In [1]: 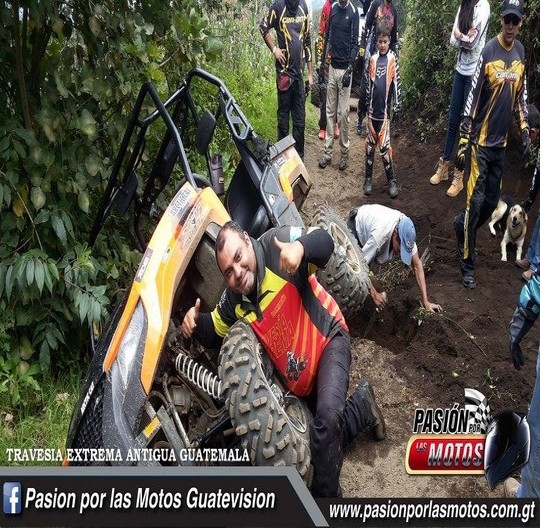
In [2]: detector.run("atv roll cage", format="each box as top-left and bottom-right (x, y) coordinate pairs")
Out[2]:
(90, 68), (310, 252)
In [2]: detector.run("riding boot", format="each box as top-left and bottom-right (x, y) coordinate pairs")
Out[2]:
(385, 162), (398, 199)
(342, 379), (386, 446)
(364, 156), (373, 196)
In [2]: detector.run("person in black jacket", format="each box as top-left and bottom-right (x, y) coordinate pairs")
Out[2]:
(318, 0), (359, 172)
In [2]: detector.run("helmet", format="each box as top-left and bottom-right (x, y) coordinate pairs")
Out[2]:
(484, 410), (530, 490)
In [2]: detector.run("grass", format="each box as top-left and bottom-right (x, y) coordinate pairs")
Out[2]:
(0, 369), (83, 465)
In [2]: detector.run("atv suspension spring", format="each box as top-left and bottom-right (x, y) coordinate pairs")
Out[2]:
(175, 351), (223, 401)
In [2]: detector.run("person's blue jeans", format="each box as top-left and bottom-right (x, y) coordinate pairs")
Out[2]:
(443, 71), (472, 160)
(526, 213), (540, 271)
(517, 345), (540, 498)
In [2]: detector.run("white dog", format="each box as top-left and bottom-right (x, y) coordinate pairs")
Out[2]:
(488, 198), (528, 262)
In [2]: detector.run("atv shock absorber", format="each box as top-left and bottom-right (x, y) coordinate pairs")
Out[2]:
(174, 351), (223, 401)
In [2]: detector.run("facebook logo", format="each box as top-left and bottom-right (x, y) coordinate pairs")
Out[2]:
(3, 482), (22, 515)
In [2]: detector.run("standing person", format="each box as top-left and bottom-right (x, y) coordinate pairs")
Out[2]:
(316, 0), (340, 141)
(516, 104), (540, 281)
(260, 0), (313, 160)
(429, 0), (490, 198)
(356, 0), (398, 136)
(503, 275), (540, 498)
(318, 0), (359, 172)
(362, 22), (401, 198)
(348, 204), (442, 312)
(181, 222), (386, 498)
(454, 0), (529, 290)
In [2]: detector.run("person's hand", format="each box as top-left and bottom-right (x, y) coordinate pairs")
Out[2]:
(521, 198), (533, 213)
(181, 298), (201, 339)
(455, 137), (469, 170)
(273, 46), (286, 68)
(372, 290), (388, 309)
(274, 237), (304, 275)
(509, 339), (525, 370)
(392, 108), (401, 124)
(424, 301), (442, 313)
(522, 129), (532, 158)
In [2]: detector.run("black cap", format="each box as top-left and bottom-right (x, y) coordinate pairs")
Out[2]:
(501, 0), (524, 18)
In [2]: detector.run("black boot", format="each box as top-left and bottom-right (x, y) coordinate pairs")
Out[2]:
(364, 156), (373, 196)
(342, 379), (386, 447)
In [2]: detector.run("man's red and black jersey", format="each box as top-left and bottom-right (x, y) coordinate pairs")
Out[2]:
(210, 226), (347, 397)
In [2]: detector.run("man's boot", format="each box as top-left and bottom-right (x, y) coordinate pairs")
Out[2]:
(430, 157), (449, 185)
(364, 156), (373, 196)
(385, 163), (398, 199)
(446, 167), (464, 197)
(342, 379), (386, 447)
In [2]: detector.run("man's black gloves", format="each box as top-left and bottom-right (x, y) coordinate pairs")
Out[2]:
(522, 129), (532, 158)
(508, 306), (537, 370)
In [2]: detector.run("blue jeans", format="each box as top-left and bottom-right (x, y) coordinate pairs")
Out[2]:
(526, 213), (540, 271)
(443, 71), (472, 160)
(517, 346), (540, 498)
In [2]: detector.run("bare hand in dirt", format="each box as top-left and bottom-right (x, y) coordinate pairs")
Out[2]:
(372, 290), (388, 310)
(424, 301), (442, 313)
(274, 237), (303, 275)
(181, 297), (200, 338)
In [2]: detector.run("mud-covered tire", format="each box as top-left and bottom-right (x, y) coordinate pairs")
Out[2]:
(218, 320), (313, 485)
(312, 206), (370, 319)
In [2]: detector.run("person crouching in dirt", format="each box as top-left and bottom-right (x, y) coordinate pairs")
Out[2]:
(348, 204), (442, 312)
(504, 273), (540, 498)
(181, 221), (386, 498)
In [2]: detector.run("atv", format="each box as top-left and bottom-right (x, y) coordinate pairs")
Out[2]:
(65, 68), (369, 485)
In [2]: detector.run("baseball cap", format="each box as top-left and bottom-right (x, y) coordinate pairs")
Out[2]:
(398, 215), (416, 266)
(501, 0), (524, 18)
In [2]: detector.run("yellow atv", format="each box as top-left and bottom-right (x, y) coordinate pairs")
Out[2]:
(65, 69), (369, 486)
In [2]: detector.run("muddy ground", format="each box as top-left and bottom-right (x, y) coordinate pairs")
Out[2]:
(300, 100), (537, 498)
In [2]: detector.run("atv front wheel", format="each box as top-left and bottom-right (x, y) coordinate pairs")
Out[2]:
(218, 320), (312, 485)
(312, 206), (370, 319)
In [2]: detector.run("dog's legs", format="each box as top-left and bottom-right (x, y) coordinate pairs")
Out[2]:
(516, 240), (524, 262)
(501, 236), (508, 261)
(489, 220), (497, 236)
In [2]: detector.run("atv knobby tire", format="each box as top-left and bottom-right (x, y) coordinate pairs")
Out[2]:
(312, 206), (370, 319)
(218, 320), (312, 485)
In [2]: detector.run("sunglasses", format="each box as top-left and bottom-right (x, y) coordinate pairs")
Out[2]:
(503, 14), (521, 25)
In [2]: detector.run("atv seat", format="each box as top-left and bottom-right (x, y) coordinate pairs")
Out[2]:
(226, 162), (270, 239)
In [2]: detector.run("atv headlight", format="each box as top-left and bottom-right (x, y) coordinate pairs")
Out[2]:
(116, 301), (146, 390)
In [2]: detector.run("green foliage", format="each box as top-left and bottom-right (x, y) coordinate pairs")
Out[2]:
(0, 0), (222, 402)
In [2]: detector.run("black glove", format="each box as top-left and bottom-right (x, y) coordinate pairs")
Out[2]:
(455, 137), (469, 171)
(521, 198), (533, 213)
(342, 66), (352, 88)
(508, 307), (537, 370)
(522, 130), (532, 158)
(317, 66), (324, 85)
(392, 109), (401, 124)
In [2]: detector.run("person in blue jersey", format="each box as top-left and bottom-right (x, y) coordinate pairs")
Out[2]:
(504, 271), (540, 498)
(453, 0), (530, 290)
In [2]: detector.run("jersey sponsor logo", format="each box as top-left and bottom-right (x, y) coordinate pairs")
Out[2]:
(376, 65), (387, 78)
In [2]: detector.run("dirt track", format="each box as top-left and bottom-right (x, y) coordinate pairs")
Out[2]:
(300, 98), (536, 498)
